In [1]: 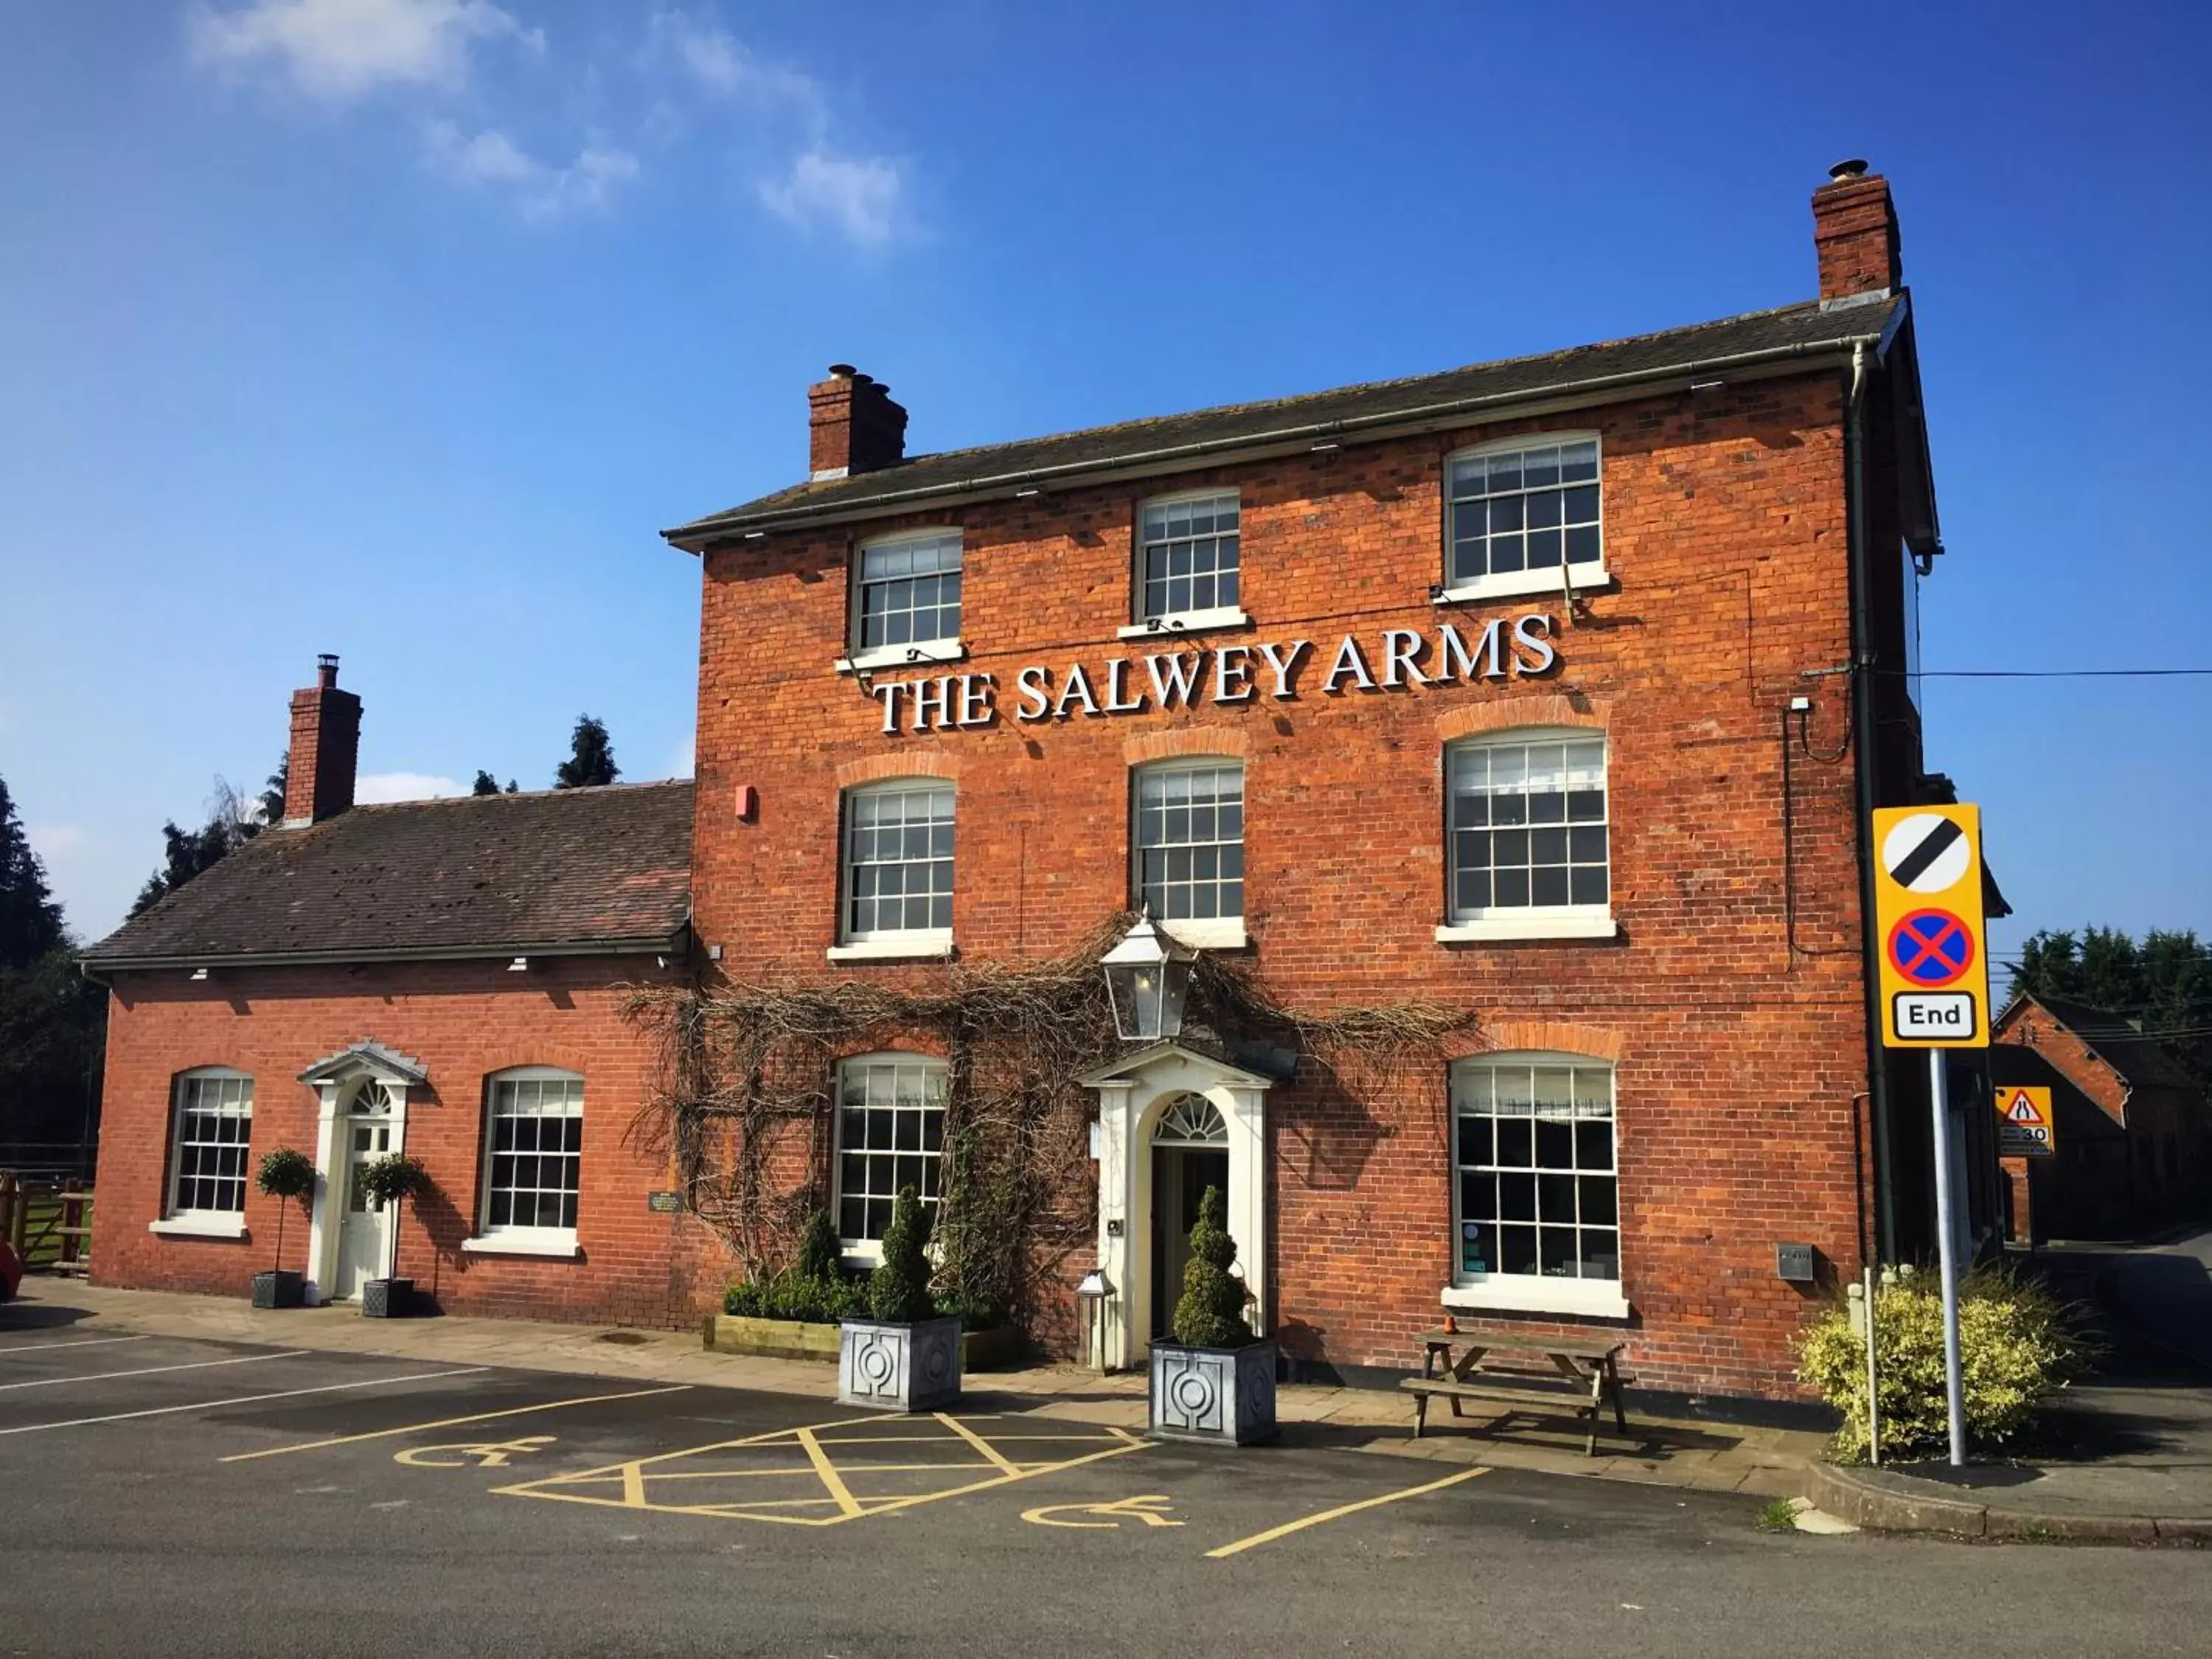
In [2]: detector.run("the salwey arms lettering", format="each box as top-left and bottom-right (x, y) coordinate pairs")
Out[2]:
(866, 614), (1558, 735)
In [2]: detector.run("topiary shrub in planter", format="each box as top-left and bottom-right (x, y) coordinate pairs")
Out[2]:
(1795, 1262), (2093, 1464)
(838, 1186), (962, 1411)
(1149, 1186), (1276, 1446)
(355, 1153), (431, 1319)
(250, 1147), (316, 1310)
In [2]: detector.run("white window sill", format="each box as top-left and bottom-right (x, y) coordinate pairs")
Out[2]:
(149, 1215), (248, 1239)
(1161, 917), (1248, 950)
(828, 933), (955, 963)
(1433, 566), (1609, 606)
(836, 640), (965, 675)
(1443, 1279), (1630, 1320)
(1117, 606), (1251, 640)
(1436, 914), (1618, 943)
(841, 1242), (885, 1267)
(462, 1232), (582, 1259)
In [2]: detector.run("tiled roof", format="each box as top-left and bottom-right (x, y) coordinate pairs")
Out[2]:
(2008, 992), (2200, 1093)
(667, 296), (1902, 541)
(85, 781), (693, 967)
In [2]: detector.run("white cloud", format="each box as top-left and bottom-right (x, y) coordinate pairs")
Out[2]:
(667, 732), (696, 780)
(645, 9), (824, 117)
(424, 121), (640, 216)
(189, 0), (538, 100)
(355, 771), (465, 803)
(759, 148), (902, 247)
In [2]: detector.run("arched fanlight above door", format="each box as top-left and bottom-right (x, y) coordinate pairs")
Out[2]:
(1151, 1093), (1228, 1148)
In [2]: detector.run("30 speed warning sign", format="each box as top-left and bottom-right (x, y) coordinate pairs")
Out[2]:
(1995, 1086), (2056, 1158)
(1872, 804), (1990, 1048)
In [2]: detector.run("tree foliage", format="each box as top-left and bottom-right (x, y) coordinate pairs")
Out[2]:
(0, 774), (105, 1150)
(2011, 925), (2212, 1079)
(554, 716), (619, 790)
(1171, 1186), (1254, 1349)
(131, 767), (285, 917)
(471, 770), (501, 797)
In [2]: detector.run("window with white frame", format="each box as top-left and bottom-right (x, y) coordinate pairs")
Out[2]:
(854, 529), (962, 654)
(835, 1054), (947, 1245)
(168, 1070), (254, 1216)
(482, 1069), (584, 1234)
(842, 781), (956, 941)
(1138, 491), (1240, 623)
(1134, 761), (1245, 925)
(1453, 1055), (1618, 1287)
(1447, 731), (1609, 919)
(1446, 437), (1601, 588)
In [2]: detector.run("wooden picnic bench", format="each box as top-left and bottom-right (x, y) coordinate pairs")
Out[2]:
(1399, 1326), (1630, 1456)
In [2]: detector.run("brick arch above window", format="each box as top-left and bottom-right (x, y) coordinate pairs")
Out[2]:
(1124, 727), (1249, 765)
(475, 1047), (596, 1080)
(835, 751), (963, 789)
(1448, 1020), (1627, 1063)
(1436, 694), (1607, 745)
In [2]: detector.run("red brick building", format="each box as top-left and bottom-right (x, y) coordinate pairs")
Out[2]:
(1993, 992), (2212, 1243)
(85, 662), (706, 1325)
(89, 161), (1988, 1401)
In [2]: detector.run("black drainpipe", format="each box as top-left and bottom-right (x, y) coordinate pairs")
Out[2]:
(1845, 341), (1897, 1263)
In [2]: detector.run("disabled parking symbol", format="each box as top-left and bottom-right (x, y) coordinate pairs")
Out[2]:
(394, 1434), (557, 1469)
(1886, 908), (1975, 988)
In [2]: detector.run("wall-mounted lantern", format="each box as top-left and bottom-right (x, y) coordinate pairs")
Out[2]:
(1101, 908), (1195, 1043)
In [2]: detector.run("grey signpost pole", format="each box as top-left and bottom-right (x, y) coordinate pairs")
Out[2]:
(1929, 1046), (1967, 1466)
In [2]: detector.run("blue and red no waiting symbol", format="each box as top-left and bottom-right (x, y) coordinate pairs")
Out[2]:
(1888, 908), (1975, 987)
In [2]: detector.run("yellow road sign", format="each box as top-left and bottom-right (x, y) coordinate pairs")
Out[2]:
(1871, 804), (1989, 1048)
(1994, 1086), (2056, 1158)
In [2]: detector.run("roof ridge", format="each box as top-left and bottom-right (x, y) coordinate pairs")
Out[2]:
(338, 777), (695, 813)
(879, 299), (1828, 473)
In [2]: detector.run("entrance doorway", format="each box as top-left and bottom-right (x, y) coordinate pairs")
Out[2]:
(333, 1114), (394, 1300)
(1150, 1094), (1230, 1340)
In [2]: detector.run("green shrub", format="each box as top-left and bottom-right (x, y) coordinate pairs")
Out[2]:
(796, 1208), (843, 1285)
(254, 1147), (316, 1273)
(722, 1267), (866, 1324)
(933, 1290), (1004, 1332)
(353, 1153), (430, 1281)
(1795, 1263), (2092, 1462)
(868, 1186), (936, 1324)
(1171, 1186), (1253, 1349)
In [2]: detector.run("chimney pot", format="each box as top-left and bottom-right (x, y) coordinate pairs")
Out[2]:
(1828, 158), (1869, 183)
(807, 363), (908, 480)
(283, 654), (363, 827)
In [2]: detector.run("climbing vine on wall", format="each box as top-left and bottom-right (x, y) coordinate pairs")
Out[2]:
(624, 915), (1478, 1332)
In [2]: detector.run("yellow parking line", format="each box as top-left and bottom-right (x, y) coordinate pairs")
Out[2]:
(935, 1412), (1025, 1476)
(797, 1425), (866, 1517)
(218, 1384), (693, 1462)
(1204, 1467), (1490, 1559)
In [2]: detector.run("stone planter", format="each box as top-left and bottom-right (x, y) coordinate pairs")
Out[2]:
(1149, 1340), (1279, 1445)
(838, 1315), (964, 1411)
(250, 1269), (305, 1310)
(706, 1314), (1018, 1372)
(361, 1277), (414, 1319)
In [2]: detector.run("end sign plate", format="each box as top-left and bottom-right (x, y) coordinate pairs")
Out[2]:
(1873, 805), (1989, 1049)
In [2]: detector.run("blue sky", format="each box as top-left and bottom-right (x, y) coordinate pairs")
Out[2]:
(3, 1), (2208, 965)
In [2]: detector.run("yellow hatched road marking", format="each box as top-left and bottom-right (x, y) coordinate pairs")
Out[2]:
(220, 1384), (693, 1463)
(796, 1426), (866, 1517)
(1204, 1467), (1490, 1559)
(934, 1411), (1025, 1476)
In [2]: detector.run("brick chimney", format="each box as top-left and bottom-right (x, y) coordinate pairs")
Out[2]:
(283, 654), (361, 827)
(808, 364), (908, 481)
(1812, 159), (1902, 305)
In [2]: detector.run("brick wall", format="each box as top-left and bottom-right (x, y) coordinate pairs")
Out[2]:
(91, 955), (724, 1328)
(687, 369), (1882, 1399)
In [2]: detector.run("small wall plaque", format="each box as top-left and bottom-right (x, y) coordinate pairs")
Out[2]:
(647, 1190), (683, 1214)
(1775, 1242), (1817, 1282)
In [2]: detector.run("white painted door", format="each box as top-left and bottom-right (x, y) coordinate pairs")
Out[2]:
(334, 1119), (394, 1298)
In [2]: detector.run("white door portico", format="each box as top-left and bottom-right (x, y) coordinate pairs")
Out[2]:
(296, 1040), (428, 1307)
(1079, 1041), (1277, 1371)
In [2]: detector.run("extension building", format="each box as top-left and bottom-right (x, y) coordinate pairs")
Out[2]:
(87, 161), (1986, 1401)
